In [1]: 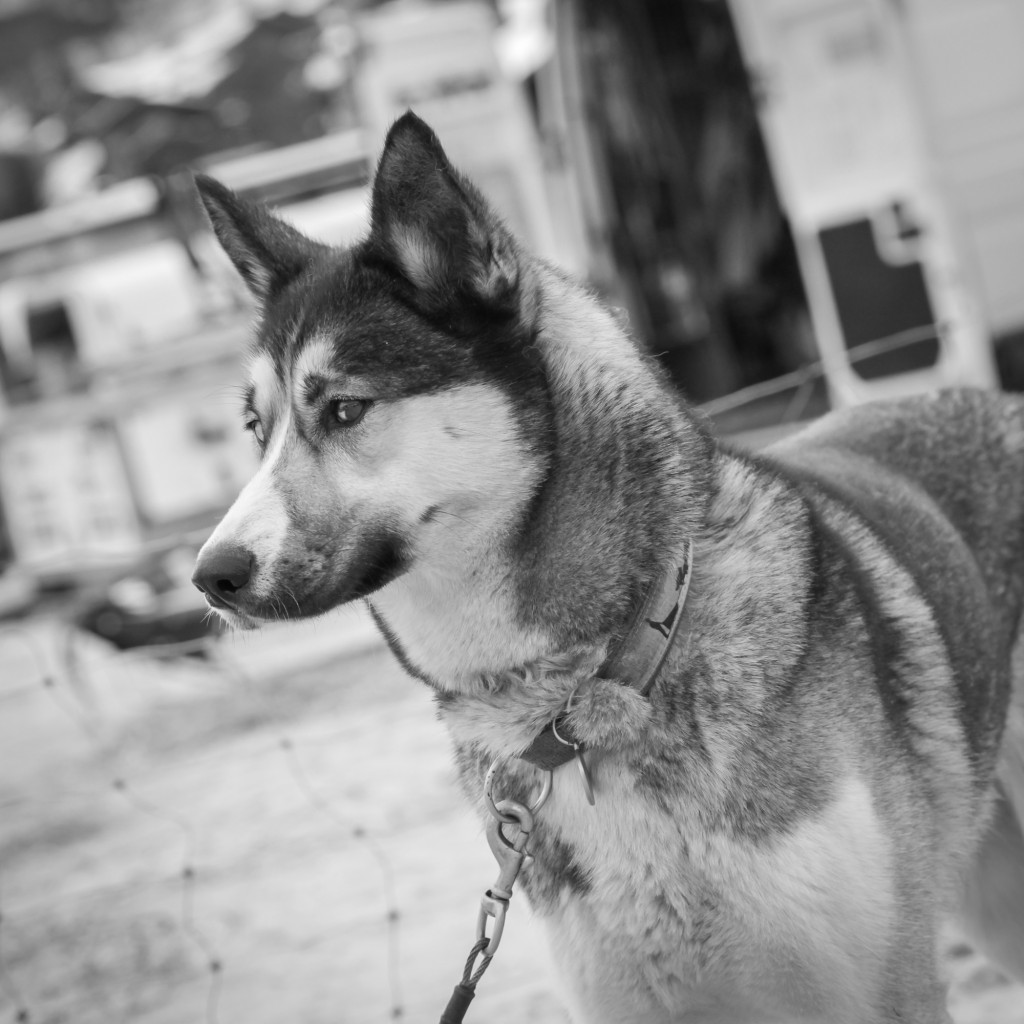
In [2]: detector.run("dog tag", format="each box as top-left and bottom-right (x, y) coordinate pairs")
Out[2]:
(551, 712), (597, 807)
(575, 749), (596, 806)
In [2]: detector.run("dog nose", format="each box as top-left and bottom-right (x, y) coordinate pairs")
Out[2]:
(192, 545), (253, 608)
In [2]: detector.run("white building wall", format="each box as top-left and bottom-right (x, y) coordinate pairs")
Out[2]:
(905, 0), (1024, 338)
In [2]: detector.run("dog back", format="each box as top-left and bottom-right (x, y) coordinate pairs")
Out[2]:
(762, 388), (1024, 776)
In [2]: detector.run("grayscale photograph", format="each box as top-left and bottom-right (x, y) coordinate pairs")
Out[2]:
(1, 1), (1023, 1022)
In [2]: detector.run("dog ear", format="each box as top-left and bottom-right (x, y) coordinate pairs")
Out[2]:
(193, 173), (326, 303)
(367, 111), (523, 315)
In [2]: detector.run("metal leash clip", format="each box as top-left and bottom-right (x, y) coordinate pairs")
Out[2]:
(436, 760), (551, 1023)
(438, 759), (554, 1023)
(477, 798), (533, 956)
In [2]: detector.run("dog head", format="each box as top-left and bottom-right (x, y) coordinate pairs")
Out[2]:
(192, 112), (552, 628)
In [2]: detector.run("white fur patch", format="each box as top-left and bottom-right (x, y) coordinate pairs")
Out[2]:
(197, 406), (292, 603)
(245, 350), (283, 414)
(545, 774), (894, 1023)
(367, 384), (550, 685)
(388, 223), (444, 293)
(291, 335), (337, 398)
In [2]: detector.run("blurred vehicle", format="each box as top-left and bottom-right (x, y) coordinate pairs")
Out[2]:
(74, 546), (217, 653)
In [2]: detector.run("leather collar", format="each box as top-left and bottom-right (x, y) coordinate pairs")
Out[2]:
(518, 539), (694, 771)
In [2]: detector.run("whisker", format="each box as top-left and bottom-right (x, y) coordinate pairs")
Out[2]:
(431, 508), (472, 526)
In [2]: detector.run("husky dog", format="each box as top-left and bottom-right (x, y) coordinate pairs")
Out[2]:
(192, 112), (1024, 1023)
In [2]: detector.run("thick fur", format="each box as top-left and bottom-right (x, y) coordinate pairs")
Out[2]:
(193, 112), (1024, 1022)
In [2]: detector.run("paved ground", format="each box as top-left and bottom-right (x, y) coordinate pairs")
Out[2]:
(0, 610), (569, 1024)
(1, 610), (1022, 1024)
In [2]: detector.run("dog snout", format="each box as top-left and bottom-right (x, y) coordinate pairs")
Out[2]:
(192, 544), (253, 609)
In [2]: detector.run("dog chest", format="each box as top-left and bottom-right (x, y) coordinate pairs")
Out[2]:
(531, 772), (895, 1022)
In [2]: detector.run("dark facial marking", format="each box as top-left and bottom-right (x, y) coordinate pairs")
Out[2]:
(302, 373), (329, 406)
(369, 603), (441, 688)
(347, 536), (406, 601)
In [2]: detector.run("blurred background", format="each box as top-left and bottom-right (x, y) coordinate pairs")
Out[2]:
(1, 1), (1023, 1021)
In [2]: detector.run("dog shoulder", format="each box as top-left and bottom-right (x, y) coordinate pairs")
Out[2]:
(760, 390), (1024, 782)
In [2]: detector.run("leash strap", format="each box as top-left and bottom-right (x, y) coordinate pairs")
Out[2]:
(439, 983), (476, 1024)
(518, 539), (694, 770)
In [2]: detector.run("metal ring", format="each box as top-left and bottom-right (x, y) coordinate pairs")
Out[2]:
(550, 714), (573, 749)
(484, 757), (553, 823)
(551, 684), (586, 748)
(564, 685), (583, 712)
(491, 798), (535, 841)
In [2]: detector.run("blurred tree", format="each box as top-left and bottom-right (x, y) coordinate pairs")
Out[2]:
(0, 151), (37, 219)
(204, 12), (331, 150)
(70, 96), (225, 180)
(0, 1), (115, 121)
(0, 1), (347, 197)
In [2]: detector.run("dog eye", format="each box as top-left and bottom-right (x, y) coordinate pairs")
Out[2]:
(245, 418), (266, 446)
(330, 399), (370, 427)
